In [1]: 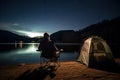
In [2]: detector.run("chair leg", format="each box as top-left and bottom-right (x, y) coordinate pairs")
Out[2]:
(58, 58), (60, 67)
(40, 57), (45, 67)
(53, 57), (60, 67)
(40, 56), (61, 68)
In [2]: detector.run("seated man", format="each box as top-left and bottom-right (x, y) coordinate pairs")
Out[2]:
(38, 32), (58, 60)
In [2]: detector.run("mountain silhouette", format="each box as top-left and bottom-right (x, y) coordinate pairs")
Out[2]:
(50, 17), (120, 57)
(78, 17), (120, 57)
(0, 30), (37, 43)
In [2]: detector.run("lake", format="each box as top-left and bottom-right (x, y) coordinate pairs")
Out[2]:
(0, 43), (79, 65)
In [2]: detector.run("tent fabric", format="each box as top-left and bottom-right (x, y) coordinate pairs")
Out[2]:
(77, 36), (113, 67)
(77, 38), (92, 66)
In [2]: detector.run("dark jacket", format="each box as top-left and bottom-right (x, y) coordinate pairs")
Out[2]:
(38, 39), (58, 58)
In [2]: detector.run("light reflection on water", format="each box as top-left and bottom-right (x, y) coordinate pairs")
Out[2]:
(0, 43), (78, 65)
(16, 43), (39, 54)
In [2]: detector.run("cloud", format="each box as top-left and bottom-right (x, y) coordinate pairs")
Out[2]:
(15, 30), (43, 37)
(0, 22), (20, 31)
(12, 23), (19, 26)
(0, 22), (45, 37)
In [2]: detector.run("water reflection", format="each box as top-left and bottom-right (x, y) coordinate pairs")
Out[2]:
(0, 43), (78, 65)
(15, 43), (39, 54)
(15, 41), (23, 48)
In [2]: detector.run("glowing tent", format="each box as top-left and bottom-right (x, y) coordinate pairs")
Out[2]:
(77, 36), (114, 67)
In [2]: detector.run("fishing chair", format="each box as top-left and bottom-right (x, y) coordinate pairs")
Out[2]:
(40, 50), (62, 67)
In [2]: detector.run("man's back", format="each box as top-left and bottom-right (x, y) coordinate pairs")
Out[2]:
(39, 39), (58, 58)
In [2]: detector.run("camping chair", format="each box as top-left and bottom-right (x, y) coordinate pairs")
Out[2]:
(40, 49), (63, 67)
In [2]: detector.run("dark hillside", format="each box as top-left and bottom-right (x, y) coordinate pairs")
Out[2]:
(78, 17), (120, 57)
(0, 30), (31, 43)
(50, 17), (120, 57)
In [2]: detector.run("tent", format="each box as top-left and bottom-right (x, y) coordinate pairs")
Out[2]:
(77, 36), (114, 67)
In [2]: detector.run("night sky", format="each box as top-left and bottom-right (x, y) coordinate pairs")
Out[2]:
(0, 0), (120, 37)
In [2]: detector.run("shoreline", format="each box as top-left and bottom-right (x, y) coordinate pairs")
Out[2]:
(0, 61), (120, 80)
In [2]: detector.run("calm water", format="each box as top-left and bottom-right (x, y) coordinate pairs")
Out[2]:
(0, 43), (79, 65)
